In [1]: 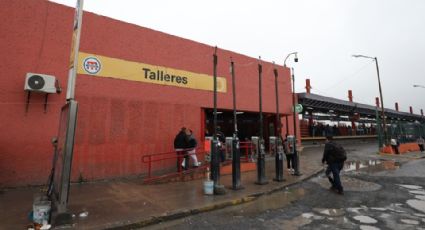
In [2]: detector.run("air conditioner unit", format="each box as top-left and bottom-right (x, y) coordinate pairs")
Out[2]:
(24, 73), (58, 94)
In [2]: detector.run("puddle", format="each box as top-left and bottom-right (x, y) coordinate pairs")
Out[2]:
(302, 212), (326, 221)
(407, 199), (425, 213)
(347, 207), (366, 214)
(353, 215), (378, 224)
(301, 213), (315, 218)
(344, 160), (399, 173)
(409, 190), (425, 195)
(268, 214), (312, 230)
(397, 184), (423, 190)
(414, 213), (425, 217)
(314, 175), (381, 192)
(416, 195), (425, 201)
(313, 208), (345, 217)
(220, 187), (306, 216)
(400, 219), (419, 225)
(360, 225), (380, 230)
(379, 213), (391, 219)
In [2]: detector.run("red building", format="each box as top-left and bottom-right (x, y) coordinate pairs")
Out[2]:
(0, 0), (298, 187)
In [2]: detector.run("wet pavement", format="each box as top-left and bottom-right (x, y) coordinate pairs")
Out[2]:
(0, 141), (327, 229)
(1, 141), (424, 229)
(143, 143), (425, 230)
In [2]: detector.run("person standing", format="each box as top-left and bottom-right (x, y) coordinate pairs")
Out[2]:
(174, 127), (189, 170)
(186, 129), (201, 167)
(390, 136), (400, 155)
(417, 136), (425, 152)
(216, 126), (226, 162)
(283, 134), (294, 174)
(322, 135), (347, 195)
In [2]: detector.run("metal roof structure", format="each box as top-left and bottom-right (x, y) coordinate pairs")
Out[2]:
(297, 93), (425, 122)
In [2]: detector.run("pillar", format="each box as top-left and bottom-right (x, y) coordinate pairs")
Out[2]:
(375, 97), (380, 108)
(348, 90), (353, 102)
(305, 79), (311, 94)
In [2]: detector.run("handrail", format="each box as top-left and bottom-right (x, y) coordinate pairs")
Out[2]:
(141, 141), (254, 183)
(141, 148), (206, 182)
(239, 141), (253, 162)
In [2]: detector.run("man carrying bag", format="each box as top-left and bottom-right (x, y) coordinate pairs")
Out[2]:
(322, 135), (347, 195)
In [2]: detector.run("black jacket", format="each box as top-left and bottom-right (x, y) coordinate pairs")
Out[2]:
(188, 135), (197, 149)
(322, 141), (345, 164)
(174, 131), (188, 149)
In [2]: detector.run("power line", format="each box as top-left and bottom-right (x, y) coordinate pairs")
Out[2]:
(323, 59), (374, 91)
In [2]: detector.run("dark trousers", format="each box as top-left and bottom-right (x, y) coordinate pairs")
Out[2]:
(326, 162), (344, 192)
(392, 145), (400, 154)
(286, 154), (293, 169)
(419, 144), (424, 152)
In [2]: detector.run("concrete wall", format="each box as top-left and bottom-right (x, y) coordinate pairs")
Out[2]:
(0, 0), (296, 187)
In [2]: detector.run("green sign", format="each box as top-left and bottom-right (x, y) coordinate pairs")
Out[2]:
(294, 104), (303, 113)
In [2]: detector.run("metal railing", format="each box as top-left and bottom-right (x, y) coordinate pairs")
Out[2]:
(141, 148), (207, 183)
(141, 141), (255, 183)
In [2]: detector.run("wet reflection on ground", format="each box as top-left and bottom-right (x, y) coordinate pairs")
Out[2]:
(397, 184), (425, 214)
(344, 160), (400, 173)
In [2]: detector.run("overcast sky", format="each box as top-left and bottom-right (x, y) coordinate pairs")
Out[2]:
(51, 0), (425, 114)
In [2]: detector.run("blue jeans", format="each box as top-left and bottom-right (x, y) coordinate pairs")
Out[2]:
(326, 162), (344, 192)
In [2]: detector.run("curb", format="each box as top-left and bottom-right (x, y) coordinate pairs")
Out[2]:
(106, 168), (324, 230)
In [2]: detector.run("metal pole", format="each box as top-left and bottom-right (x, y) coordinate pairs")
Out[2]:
(273, 65), (284, 182)
(66, 0), (84, 100)
(291, 68), (301, 176)
(375, 107), (383, 148)
(230, 58), (242, 190)
(54, 1), (83, 224)
(374, 57), (388, 145)
(211, 47), (220, 188)
(256, 58), (268, 185)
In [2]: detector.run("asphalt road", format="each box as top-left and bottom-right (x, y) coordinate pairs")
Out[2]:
(144, 142), (425, 230)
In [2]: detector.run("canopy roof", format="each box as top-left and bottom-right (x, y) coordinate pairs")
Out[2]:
(298, 93), (424, 122)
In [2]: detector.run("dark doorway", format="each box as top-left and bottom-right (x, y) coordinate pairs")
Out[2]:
(204, 109), (277, 149)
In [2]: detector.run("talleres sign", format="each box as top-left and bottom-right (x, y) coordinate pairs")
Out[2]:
(77, 52), (227, 93)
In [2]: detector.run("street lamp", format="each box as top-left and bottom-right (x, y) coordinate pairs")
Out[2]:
(273, 62), (284, 182)
(284, 52), (300, 176)
(352, 54), (388, 146)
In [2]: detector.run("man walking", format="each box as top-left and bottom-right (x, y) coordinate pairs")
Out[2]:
(322, 135), (347, 195)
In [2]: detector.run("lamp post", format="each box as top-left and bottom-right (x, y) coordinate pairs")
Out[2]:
(256, 57), (268, 185)
(230, 58), (243, 190)
(211, 47), (225, 195)
(284, 52), (300, 176)
(273, 63), (284, 182)
(352, 55), (388, 146)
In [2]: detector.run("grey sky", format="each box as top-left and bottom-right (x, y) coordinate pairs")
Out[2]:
(51, 0), (425, 114)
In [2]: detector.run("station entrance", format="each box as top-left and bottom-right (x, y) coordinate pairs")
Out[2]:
(204, 109), (284, 149)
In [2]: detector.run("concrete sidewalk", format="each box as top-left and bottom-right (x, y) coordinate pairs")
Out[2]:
(0, 149), (324, 229)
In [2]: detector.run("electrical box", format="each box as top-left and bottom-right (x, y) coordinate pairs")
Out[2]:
(269, 136), (277, 155)
(25, 73), (58, 94)
(225, 137), (233, 159)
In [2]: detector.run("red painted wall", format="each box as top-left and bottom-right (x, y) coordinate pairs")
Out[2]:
(0, 0), (296, 187)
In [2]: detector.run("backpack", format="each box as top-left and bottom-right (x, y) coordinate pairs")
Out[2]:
(332, 142), (347, 162)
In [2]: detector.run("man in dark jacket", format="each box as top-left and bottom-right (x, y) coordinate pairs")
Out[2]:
(322, 135), (346, 195)
(174, 127), (189, 170)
